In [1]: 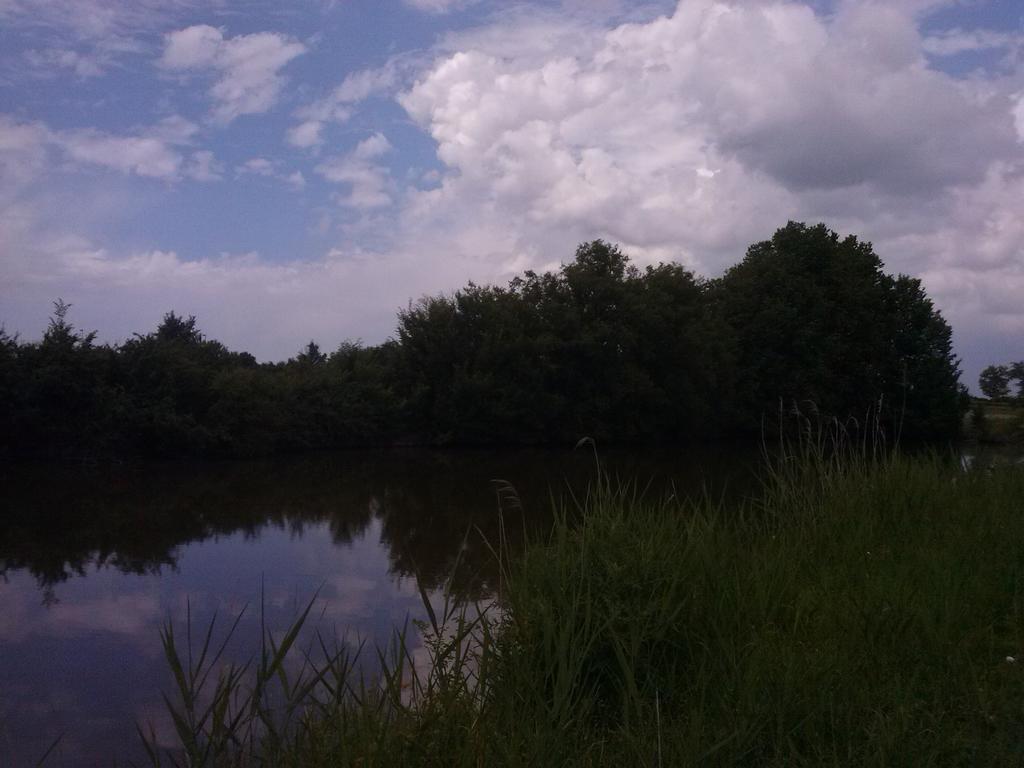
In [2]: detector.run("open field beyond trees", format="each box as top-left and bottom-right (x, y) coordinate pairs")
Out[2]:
(966, 399), (1024, 444)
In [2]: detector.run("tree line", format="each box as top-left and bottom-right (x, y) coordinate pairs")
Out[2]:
(979, 363), (1024, 401)
(0, 222), (967, 458)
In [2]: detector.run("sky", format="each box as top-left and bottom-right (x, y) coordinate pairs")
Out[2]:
(1, 0), (1022, 386)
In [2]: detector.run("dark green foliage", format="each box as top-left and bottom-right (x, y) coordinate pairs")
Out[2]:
(0, 223), (968, 458)
(1014, 362), (1024, 398)
(147, 449), (1024, 766)
(711, 222), (964, 438)
(398, 242), (731, 444)
(116, 312), (248, 455)
(980, 362), (1024, 401)
(6, 300), (122, 456)
(0, 326), (20, 450)
(980, 364), (1012, 400)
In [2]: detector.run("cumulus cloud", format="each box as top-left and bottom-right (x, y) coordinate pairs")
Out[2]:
(238, 157), (276, 176)
(184, 149), (222, 181)
(0, 239), (478, 362)
(404, 0), (479, 13)
(0, 0), (201, 41)
(316, 133), (394, 210)
(922, 28), (1023, 57)
(0, 112), (219, 183)
(1, 0), (201, 78)
(1014, 94), (1024, 142)
(160, 24), (224, 69)
(60, 132), (183, 179)
(236, 156), (305, 188)
(289, 62), (404, 151)
(56, 116), (207, 180)
(388, 0), (1024, 380)
(286, 120), (323, 149)
(0, 116), (50, 190)
(160, 25), (306, 124)
(4, 0), (1024, 387)
(24, 47), (105, 78)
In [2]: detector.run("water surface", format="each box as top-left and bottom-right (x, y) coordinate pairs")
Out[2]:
(0, 446), (754, 766)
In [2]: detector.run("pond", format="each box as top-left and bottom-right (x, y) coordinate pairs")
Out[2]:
(0, 445), (759, 767)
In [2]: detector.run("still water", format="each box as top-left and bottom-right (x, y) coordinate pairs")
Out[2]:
(0, 446), (760, 767)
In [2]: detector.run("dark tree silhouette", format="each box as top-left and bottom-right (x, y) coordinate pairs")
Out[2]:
(980, 365), (1012, 400)
(0, 223), (967, 458)
(711, 222), (964, 438)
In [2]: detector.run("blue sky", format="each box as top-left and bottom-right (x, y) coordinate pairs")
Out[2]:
(1, 0), (1022, 386)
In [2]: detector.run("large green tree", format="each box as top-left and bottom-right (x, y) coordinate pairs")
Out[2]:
(979, 362), (1024, 401)
(396, 241), (721, 444)
(979, 365), (1011, 400)
(712, 222), (964, 438)
(14, 300), (121, 455)
(2, 224), (967, 457)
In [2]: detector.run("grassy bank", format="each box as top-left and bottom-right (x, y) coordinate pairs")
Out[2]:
(148, 444), (1024, 766)
(965, 398), (1024, 444)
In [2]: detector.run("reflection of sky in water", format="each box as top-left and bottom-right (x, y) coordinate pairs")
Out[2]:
(0, 518), (432, 767)
(0, 445), (781, 766)
(2, 445), (1019, 764)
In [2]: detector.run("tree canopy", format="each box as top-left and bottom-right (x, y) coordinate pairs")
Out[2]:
(711, 223), (964, 438)
(0, 223), (968, 458)
(979, 362), (1024, 401)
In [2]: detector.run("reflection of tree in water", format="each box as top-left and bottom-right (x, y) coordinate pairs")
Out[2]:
(0, 456), (378, 596)
(0, 446), (751, 602)
(376, 483), (501, 599)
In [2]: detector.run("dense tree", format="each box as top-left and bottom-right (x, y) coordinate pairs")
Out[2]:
(980, 365), (1012, 400)
(711, 222), (964, 438)
(0, 327), (21, 452)
(12, 301), (121, 455)
(295, 340), (327, 367)
(1012, 363), (1024, 399)
(979, 362), (1024, 401)
(0, 223), (968, 458)
(395, 241), (724, 443)
(116, 312), (254, 455)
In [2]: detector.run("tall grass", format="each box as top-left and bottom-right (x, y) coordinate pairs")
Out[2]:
(145, 434), (1024, 766)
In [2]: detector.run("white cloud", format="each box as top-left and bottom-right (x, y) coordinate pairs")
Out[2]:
(317, 133), (394, 210)
(236, 156), (306, 189)
(403, 0), (479, 13)
(1014, 93), (1024, 142)
(238, 157), (276, 176)
(0, 116), (50, 189)
(289, 62), (404, 151)
(330, 64), (402, 104)
(922, 28), (1022, 57)
(387, 0), (1024, 382)
(60, 132), (183, 178)
(160, 25), (306, 124)
(0, 113), (218, 183)
(1, 240), (476, 363)
(394, 1), (1020, 246)
(1, 0), (201, 78)
(351, 133), (391, 160)
(185, 150), (222, 181)
(160, 24), (223, 69)
(0, 0), (202, 42)
(55, 117), (207, 180)
(145, 114), (201, 144)
(287, 120), (323, 149)
(3, 0), (1024, 387)
(24, 47), (105, 78)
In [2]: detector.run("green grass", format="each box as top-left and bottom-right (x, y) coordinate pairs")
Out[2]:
(965, 398), (1024, 444)
(145, 438), (1024, 766)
